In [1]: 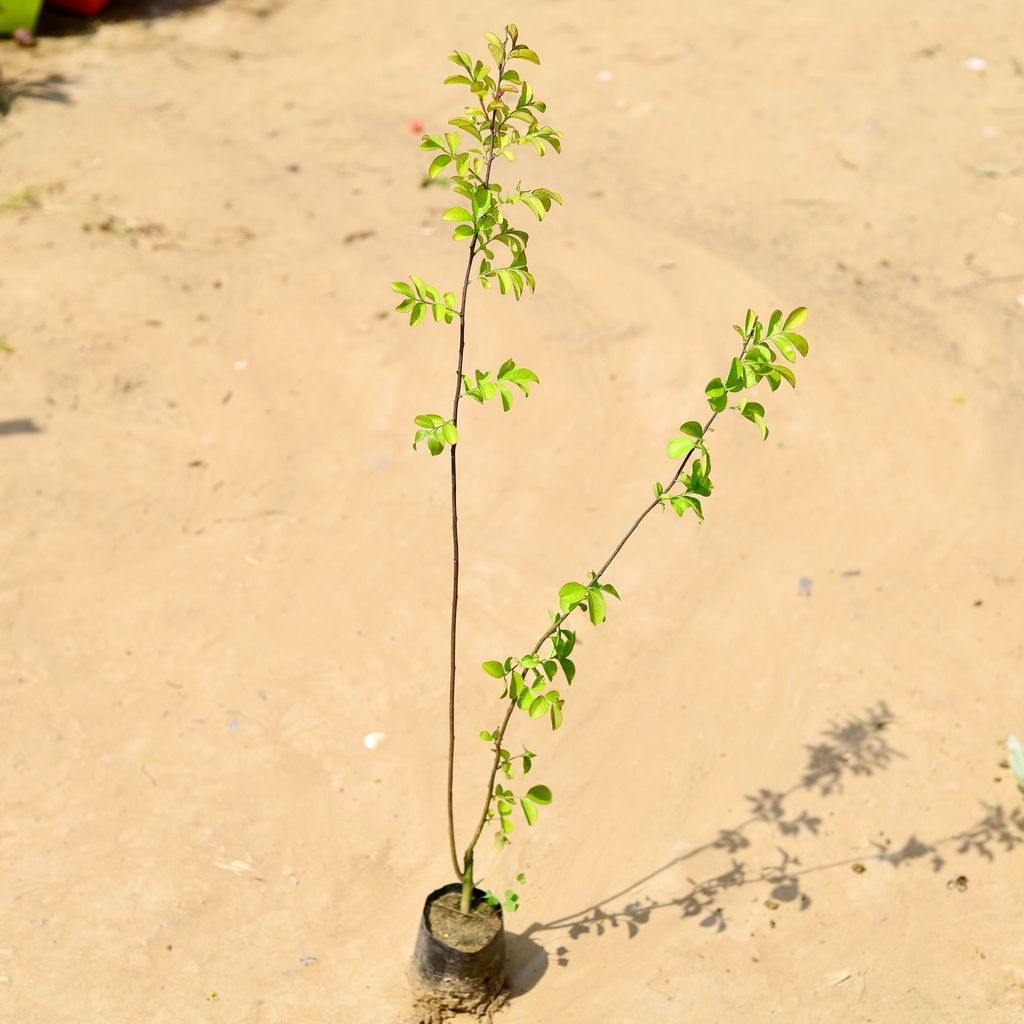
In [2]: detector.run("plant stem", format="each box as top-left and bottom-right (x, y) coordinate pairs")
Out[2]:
(463, 340), (753, 865)
(460, 850), (475, 913)
(445, 49), (508, 891)
(445, 243), (473, 881)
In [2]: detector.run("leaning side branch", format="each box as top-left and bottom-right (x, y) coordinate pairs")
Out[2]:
(464, 307), (812, 897)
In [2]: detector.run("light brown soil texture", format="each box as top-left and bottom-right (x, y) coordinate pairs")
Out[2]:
(2, 1), (1024, 1022)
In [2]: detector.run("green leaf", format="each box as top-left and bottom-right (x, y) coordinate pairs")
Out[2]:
(479, 730), (492, 741)
(442, 421), (459, 445)
(496, 381), (514, 412)
(442, 206), (473, 222)
(511, 46), (541, 64)
(391, 281), (414, 298)
(414, 414), (437, 428)
(506, 367), (539, 387)
(528, 695), (549, 718)
(725, 357), (744, 392)
(472, 187), (491, 219)
(601, 583), (621, 600)
(669, 495), (692, 517)
(705, 378), (728, 413)
(740, 401), (769, 440)
(667, 436), (698, 459)
(781, 331), (809, 357)
(558, 582), (587, 613)
(783, 307), (807, 331)
(775, 334), (797, 362)
(428, 154), (452, 178)
(426, 435), (444, 456)
(409, 303), (426, 326)
(774, 364), (797, 387)
(509, 670), (525, 700)
(550, 703), (564, 730)
(679, 421), (703, 439)
(588, 588), (606, 625)
(482, 660), (506, 678)
(526, 784), (552, 805)
(521, 194), (546, 220)
(521, 797), (538, 826)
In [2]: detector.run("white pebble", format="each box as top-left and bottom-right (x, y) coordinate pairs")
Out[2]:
(364, 732), (387, 750)
(963, 57), (987, 71)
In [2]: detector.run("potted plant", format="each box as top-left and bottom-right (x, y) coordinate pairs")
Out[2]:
(0, 0), (42, 36)
(392, 25), (812, 1017)
(43, 0), (113, 16)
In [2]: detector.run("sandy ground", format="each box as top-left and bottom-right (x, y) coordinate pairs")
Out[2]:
(2, 1), (1023, 1021)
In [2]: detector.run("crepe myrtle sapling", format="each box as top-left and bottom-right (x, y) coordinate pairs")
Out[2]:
(391, 25), (813, 915)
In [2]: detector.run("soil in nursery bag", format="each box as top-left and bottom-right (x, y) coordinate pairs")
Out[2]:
(427, 891), (502, 952)
(410, 885), (507, 1021)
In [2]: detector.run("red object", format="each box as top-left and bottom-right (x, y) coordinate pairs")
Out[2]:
(409, 119), (423, 134)
(45, 0), (112, 13)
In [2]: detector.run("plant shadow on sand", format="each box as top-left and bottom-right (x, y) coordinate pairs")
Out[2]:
(0, 418), (43, 436)
(519, 701), (1024, 966)
(504, 931), (548, 998)
(0, 72), (74, 115)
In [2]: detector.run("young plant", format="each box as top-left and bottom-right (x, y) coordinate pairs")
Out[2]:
(1009, 735), (1024, 797)
(392, 26), (813, 917)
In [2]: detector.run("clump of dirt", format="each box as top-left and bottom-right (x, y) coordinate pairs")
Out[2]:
(427, 892), (502, 952)
(408, 988), (507, 1024)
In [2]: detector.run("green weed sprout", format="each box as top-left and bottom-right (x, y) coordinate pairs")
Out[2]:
(1009, 735), (1024, 796)
(391, 25), (812, 914)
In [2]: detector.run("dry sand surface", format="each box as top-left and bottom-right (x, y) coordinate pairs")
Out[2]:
(2, 1), (1024, 1021)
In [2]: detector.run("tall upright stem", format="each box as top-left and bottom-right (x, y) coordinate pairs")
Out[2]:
(445, 58), (506, 903)
(445, 242), (475, 881)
